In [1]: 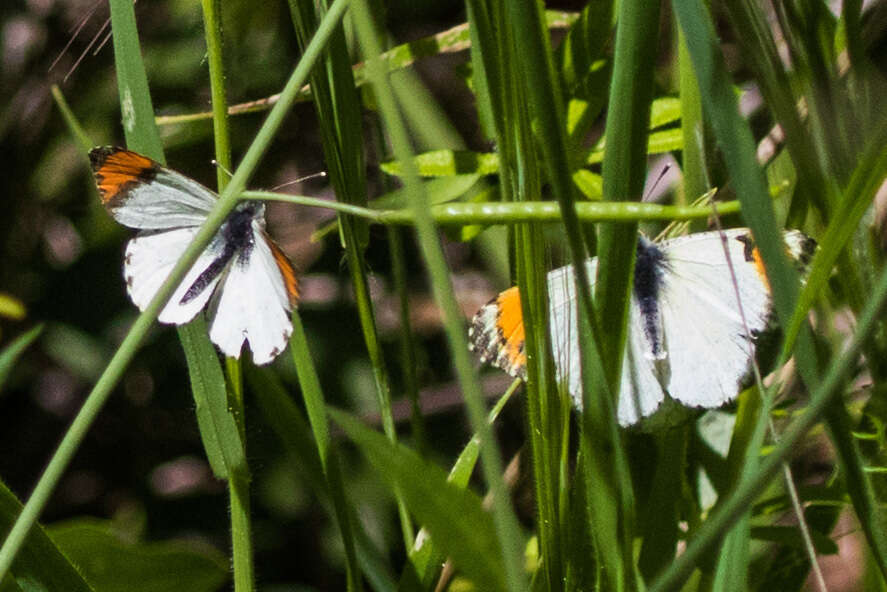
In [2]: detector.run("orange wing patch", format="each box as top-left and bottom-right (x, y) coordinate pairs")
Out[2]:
(469, 286), (527, 378)
(736, 233), (771, 293)
(267, 235), (299, 307)
(89, 146), (158, 205)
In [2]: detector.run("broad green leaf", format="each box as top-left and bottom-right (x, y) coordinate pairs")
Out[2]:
(586, 127), (683, 165)
(329, 408), (508, 592)
(178, 317), (246, 481)
(649, 97), (682, 129)
(49, 519), (227, 592)
(381, 150), (499, 177)
(0, 481), (93, 592)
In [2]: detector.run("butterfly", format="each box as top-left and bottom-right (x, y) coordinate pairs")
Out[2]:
(90, 146), (298, 364)
(469, 228), (815, 425)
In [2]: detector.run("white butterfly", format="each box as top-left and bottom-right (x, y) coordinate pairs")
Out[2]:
(90, 146), (298, 365)
(469, 229), (815, 425)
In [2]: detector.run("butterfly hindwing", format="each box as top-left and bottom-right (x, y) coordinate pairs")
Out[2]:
(208, 219), (295, 365)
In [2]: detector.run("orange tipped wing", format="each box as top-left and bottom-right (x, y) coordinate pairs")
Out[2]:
(89, 146), (159, 206)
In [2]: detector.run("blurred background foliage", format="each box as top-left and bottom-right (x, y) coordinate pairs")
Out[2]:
(2, 0), (887, 590)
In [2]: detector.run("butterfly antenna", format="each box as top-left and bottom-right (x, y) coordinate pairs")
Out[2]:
(710, 204), (828, 592)
(270, 171), (328, 192)
(644, 162), (672, 202)
(49, 0), (101, 73)
(64, 16), (110, 82)
(91, 28), (113, 57)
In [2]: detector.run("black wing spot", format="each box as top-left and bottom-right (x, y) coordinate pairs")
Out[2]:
(735, 233), (757, 262)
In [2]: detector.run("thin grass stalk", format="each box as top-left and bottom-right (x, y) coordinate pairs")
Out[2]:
(492, 0), (565, 587)
(387, 227), (427, 455)
(50, 86), (92, 152)
(288, 0), (414, 552)
(349, 2), (526, 589)
(199, 1), (254, 587)
(245, 191), (741, 224)
(0, 0), (350, 578)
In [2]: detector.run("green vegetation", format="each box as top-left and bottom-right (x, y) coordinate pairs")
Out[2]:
(1, 0), (887, 590)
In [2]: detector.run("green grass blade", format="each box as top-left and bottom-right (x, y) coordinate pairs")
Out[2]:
(287, 309), (363, 590)
(105, 0), (163, 158)
(49, 86), (92, 153)
(638, 428), (687, 581)
(388, 227), (427, 455)
(177, 316), (247, 480)
(722, 1), (835, 218)
(677, 25), (708, 216)
(289, 0), (411, 560)
(783, 123), (887, 354)
(682, 0), (887, 581)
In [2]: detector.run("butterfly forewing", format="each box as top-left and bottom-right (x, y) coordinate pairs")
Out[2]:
(90, 147), (217, 230)
(656, 230), (772, 409)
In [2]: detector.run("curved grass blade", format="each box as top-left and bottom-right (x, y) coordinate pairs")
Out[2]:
(0, 481), (94, 592)
(0, 326), (42, 393)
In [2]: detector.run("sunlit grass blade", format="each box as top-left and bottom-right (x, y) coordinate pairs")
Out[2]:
(177, 317), (246, 480)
